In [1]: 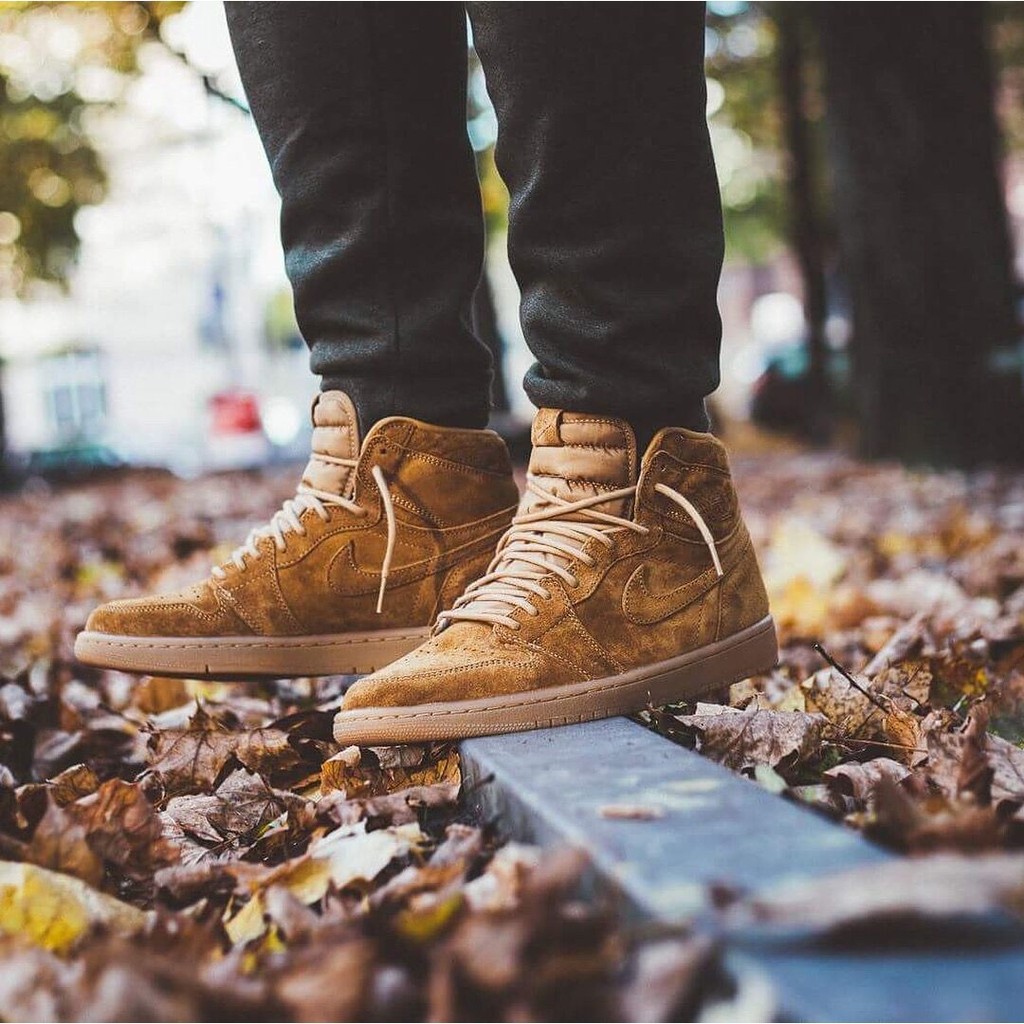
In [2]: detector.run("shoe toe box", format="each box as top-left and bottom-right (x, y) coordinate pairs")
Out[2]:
(83, 582), (239, 638)
(342, 623), (566, 710)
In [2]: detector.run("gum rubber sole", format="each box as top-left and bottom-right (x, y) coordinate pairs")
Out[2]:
(333, 615), (780, 745)
(73, 626), (432, 679)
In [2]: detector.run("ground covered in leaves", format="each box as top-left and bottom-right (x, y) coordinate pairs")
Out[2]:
(2, 454), (1024, 1022)
(0, 468), (730, 1023)
(646, 451), (1024, 853)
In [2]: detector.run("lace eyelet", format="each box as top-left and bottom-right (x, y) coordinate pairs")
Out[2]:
(567, 575), (579, 588)
(528, 607), (539, 616)
(540, 588), (551, 600)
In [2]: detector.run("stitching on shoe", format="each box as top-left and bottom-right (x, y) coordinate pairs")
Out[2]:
(339, 621), (775, 721)
(108, 599), (223, 624)
(394, 447), (512, 479)
(83, 632), (428, 650)
(365, 656), (532, 683)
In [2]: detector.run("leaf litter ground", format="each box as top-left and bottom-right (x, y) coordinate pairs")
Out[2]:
(0, 452), (1022, 1020)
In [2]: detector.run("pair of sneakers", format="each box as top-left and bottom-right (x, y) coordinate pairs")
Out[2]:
(76, 392), (778, 745)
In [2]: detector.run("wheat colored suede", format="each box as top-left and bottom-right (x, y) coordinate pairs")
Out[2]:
(84, 393), (519, 639)
(343, 409), (770, 709)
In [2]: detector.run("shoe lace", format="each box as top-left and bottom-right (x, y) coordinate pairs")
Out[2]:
(437, 476), (723, 631)
(211, 455), (398, 614)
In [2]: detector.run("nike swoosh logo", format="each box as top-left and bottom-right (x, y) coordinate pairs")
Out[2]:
(328, 527), (504, 596)
(622, 562), (723, 625)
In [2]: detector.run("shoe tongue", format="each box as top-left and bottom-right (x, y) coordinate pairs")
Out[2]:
(525, 409), (638, 518)
(300, 391), (360, 496)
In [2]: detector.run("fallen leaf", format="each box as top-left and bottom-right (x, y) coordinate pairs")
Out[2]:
(726, 853), (1024, 940)
(72, 779), (179, 878)
(133, 676), (191, 715)
(163, 769), (287, 847)
(25, 796), (103, 888)
(143, 725), (236, 798)
(47, 763), (101, 806)
(0, 861), (145, 952)
(824, 758), (911, 801)
(617, 937), (717, 1023)
(598, 803), (665, 820)
(320, 744), (460, 798)
(675, 707), (829, 773)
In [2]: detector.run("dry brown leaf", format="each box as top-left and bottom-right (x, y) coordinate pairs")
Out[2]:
(869, 777), (1006, 853)
(234, 728), (302, 778)
(25, 797), (103, 888)
(72, 779), (179, 878)
(927, 720), (1024, 807)
(880, 706), (923, 766)
(163, 769), (287, 846)
(726, 853), (1024, 939)
(824, 757), (910, 801)
(675, 707), (828, 772)
(320, 744), (460, 798)
(274, 940), (374, 1021)
(598, 803), (665, 820)
(47, 764), (101, 806)
(143, 725), (236, 797)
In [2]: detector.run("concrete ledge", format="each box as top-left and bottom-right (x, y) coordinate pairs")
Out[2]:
(461, 717), (1024, 1022)
(461, 716), (886, 921)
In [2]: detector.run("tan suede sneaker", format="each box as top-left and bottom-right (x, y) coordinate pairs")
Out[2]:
(335, 409), (778, 743)
(75, 392), (519, 678)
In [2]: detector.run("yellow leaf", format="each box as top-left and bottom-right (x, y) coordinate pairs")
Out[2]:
(394, 892), (463, 943)
(134, 676), (191, 714)
(772, 686), (807, 713)
(268, 822), (425, 908)
(762, 518), (848, 635)
(224, 891), (266, 946)
(0, 861), (145, 953)
(278, 857), (332, 906)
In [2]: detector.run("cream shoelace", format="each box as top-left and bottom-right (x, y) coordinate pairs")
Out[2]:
(211, 454), (398, 613)
(438, 476), (723, 631)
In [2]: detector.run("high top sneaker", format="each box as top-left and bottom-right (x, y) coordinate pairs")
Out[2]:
(75, 392), (519, 678)
(335, 409), (777, 743)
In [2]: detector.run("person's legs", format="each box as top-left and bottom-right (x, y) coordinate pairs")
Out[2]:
(337, 4), (777, 744)
(76, 4), (522, 678)
(469, 2), (723, 442)
(224, 2), (492, 430)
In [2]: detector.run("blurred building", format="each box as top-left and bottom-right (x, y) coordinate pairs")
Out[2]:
(0, 3), (312, 474)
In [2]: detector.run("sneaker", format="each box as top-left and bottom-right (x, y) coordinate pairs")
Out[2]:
(335, 408), (777, 743)
(75, 392), (519, 678)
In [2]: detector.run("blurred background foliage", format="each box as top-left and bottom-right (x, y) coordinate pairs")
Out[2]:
(1, 1), (1023, 469)
(0, 1), (182, 294)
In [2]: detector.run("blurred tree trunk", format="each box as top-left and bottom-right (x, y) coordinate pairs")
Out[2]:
(819, 5), (1022, 465)
(777, 7), (831, 442)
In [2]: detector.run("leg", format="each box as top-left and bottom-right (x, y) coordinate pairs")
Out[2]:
(468, 1), (723, 438)
(336, 5), (778, 745)
(224, 2), (492, 429)
(76, 5), (523, 678)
